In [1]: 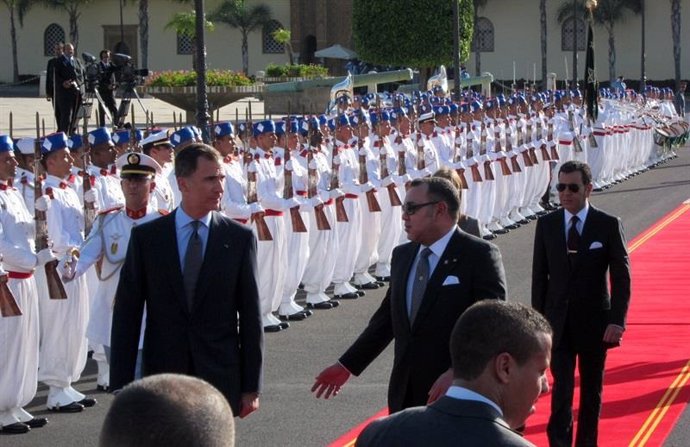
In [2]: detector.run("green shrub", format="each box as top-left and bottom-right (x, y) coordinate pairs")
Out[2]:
(146, 69), (253, 87)
(265, 63), (328, 78)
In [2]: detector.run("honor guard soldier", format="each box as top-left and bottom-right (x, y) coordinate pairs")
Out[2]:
(141, 130), (175, 212)
(87, 127), (125, 209)
(38, 132), (97, 413)
(0, 136), (54, 433)
(167, 127), (197, 205)
(62, 152), (166, 387)
(13, 137), (37, 214)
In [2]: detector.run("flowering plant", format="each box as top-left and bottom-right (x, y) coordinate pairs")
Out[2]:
(145, 70), (253, 87)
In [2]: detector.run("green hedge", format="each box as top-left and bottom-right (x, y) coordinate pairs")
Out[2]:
(265, 63), (329, 78)
(145, 69), (254, 87)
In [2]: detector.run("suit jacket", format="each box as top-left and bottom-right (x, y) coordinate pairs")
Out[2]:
(110, 210), (263, 414)
(339, 229), (506, 413)
(356, 396), (534, 447)
(531, 206), (631, 348)
(53, 54), (83, 100)
(458, 215), (481, 238)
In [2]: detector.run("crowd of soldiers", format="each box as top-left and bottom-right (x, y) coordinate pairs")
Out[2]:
(0, 80), (687, 433)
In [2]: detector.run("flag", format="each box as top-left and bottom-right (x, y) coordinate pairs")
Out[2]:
(584, 18), (598, 121)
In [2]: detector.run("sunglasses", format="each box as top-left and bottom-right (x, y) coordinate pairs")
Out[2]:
(556, 183), (581, 193)
(402, 201), (439, 215)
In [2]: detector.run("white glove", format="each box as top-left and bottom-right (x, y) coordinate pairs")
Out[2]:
(84, 188), (98, 204)
(329, 188), (345, 200)
(285, 197), (301, 210)
(284, 159), (294, 172)
(36, 248), (57, 267)
(360, 182), (375, 193)
(381, 176), (394, 187)
(35, 195), (51, 212)
(249, 202), (264, 215)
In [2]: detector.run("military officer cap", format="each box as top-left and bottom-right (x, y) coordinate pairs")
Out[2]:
(214, 122), (234, 138)
(0, 135), (13, 153)
(116, 152), (162, 178)
(418, 104), (436, 123)
(41, 132), (69, 155)
(14, 137), (35, 155)
(141, 129), (172, 152)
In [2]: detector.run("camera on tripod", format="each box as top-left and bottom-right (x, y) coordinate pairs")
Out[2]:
(111, 53), (149, 92)
(81, 52), (101, 94)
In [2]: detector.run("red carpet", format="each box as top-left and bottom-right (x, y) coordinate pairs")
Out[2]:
(329, 203), (690, 447)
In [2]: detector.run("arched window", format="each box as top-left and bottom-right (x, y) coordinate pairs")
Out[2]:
(177, 32), (193, 55)
(263, 20), (284, 54)
(561, 17), (586, 51)
(471, 17), (494, 52)
(44, 23), (66, 56)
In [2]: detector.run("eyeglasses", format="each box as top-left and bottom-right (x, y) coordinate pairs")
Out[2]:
(556, 183), (581, 193)
(402, 201), (439, 215)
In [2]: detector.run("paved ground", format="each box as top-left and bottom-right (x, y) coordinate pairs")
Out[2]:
(0, 93), (688, 446)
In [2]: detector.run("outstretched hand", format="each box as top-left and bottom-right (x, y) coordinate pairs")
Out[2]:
(311, 363), (351, 399)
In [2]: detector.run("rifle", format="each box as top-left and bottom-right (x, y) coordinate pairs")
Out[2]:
(0, 268), (22, 317)
(547, 119), (559, 160)
(452, 124), (469, 189)
(357, 123), (381, 213)
(587, 117), (599, 148)
(569, 110), (584, 153)
(81, 119), (96, 237)
(373, 107), (402, 207)
(536, 120), (551, 161)
(480, 125), (495, 181)
(246, 162), (272, 241)
(506, 129), (522, 173)
(413, 105), (426, 171)
(306, 123), (331, 230)
(283, 115), (307, 233)
(517, 124), (534, 168)
(330, 120), (349, 222)
(466, 131), (482, 182)
(33, 114), (67, 300)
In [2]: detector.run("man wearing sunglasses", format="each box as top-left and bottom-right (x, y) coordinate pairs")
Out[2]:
(313, 177), (506, 413)
(532, 160), (631, 447)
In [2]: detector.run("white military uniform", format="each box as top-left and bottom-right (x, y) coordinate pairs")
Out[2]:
(0, 181), (41, 429)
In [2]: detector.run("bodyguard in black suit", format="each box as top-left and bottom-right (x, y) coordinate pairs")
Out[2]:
(356, 301), (552, 447)
(53, 43), (83, 133)
(46, 43), (63, 126)
(313, 177), (506, 413)
(110, 144), (264, 418)
(532, 161), (631, 447)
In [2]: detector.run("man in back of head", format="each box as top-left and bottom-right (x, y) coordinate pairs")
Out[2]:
(99, 373), (234, 447)
(356, 300), (552, 447)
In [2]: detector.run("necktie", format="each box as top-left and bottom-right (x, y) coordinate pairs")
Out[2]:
(183, 221), (203, 310)
(567, 215), (580, 254)
(410, 247), (433, 324)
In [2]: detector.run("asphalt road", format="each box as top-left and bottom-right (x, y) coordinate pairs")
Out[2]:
(1, 145), (688, 446)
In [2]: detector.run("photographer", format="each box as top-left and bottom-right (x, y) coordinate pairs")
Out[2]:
(97, 50), (119, 127)
(54, 43), (84, 134)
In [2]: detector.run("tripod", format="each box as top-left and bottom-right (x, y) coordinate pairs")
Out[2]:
(115, 84), (150, 129)
(69, 82), (115, 134)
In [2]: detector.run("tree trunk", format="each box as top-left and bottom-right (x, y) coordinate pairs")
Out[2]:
(194, 0), (209, 143)
(473, 7), (480, 76)
(540, 0), (547, 86)
(68, 8), (80, 48)
(671, 0), (681, 90)
(607, 24), (615, 83)
(139, 0), (149, 69)
(242, 31), (249, 75)
(9, 6), (19, 83)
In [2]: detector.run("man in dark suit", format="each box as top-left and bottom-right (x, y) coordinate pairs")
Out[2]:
(46, 42), (64, 126)
(356, 300), (552, 447)
(53, 43), (83, 133)
(532, 160), (631, 447)
(312, 177), (507, 413)
(110, 143), (264, 418)
(96, 49), (118, 127)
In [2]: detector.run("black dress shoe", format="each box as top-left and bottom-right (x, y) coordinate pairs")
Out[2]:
(334, 292), (359, 299)
(279, 321), (290, 330)
(278, 312), (307, 321)
(302, 309), (314, 317)
(1, 422), (30, 434)
(482, 234), (497, 240)
(494, 228), (509, 234)
(375, 276), (391, 282)
(25, 418), (48, 428)
(96, 384), (110, 392)
(78, 398), (97, 408)
(306, 301), (339, 310)
(48, 402), (84, 413)
(263, 324), (283, 333)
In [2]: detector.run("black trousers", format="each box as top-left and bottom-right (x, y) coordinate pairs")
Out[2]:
(56, 89), (80, 134)
(547, 329), (607, 447)
(97, 88), (118, 127)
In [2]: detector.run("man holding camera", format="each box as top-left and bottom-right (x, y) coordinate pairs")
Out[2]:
(54, 43), (84, 134)
(97, 50), (119, 127)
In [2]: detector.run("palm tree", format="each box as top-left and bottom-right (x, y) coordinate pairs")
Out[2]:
(272, 27), (293, 65)
(41, 0), (94, 50)
(471, 0), (487, 76)
(670, 0), (681, 90)
(2, 0), (36, 83)
(540, 0), (548, 86)
(557, 0), (641, 83)
(209, 0), (271, 75)
(164, 9), (214, 70)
